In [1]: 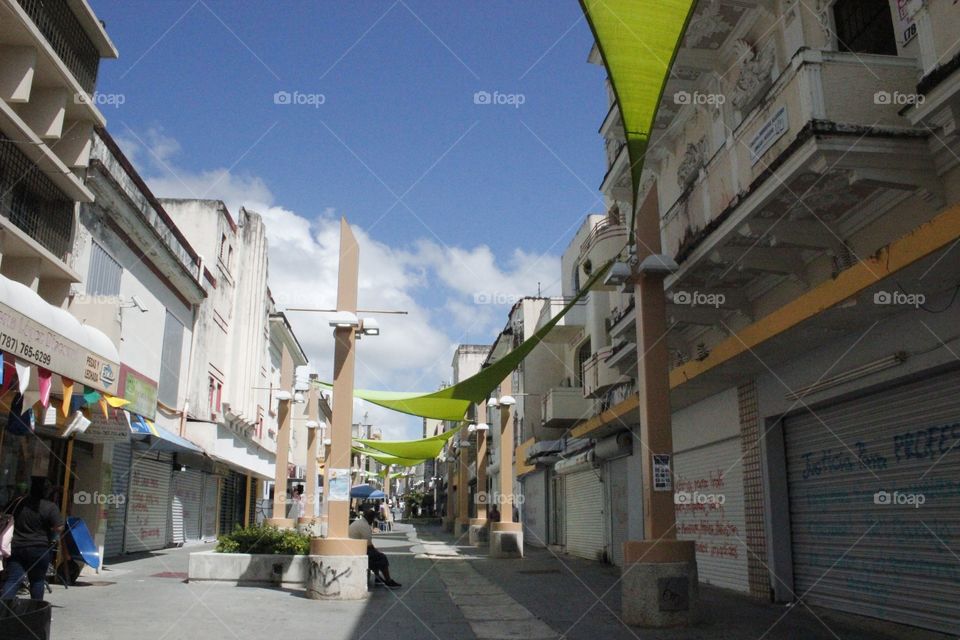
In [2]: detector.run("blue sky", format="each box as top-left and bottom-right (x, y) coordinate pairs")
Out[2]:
(90, 1), (607, 437)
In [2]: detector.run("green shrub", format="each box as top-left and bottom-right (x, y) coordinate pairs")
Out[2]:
(215, 523), (310, 555)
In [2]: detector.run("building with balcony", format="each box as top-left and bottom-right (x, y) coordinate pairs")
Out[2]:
(569, 1), (960, 634)
(160, 199), (310, 534)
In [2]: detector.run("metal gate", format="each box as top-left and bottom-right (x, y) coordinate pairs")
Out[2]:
(674, 437), (748, 591)
(104, 441), (131, 558)
(219, 472), (244, 535)
(124, 454), (172, 553)
(172, 469), (203, 544)
(201, 473), (220, 540)
(563, 467), (604, 561)
(783, 368), (960, 634)
(606, 457), (629, 566)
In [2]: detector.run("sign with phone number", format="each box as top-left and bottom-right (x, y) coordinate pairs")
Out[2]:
(0, 301), (120, 395)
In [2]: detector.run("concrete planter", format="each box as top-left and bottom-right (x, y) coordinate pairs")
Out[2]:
(188, 550), (310, 587)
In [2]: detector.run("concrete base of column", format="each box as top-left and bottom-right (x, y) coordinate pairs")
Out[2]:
(454, 519), (469, 538)
(468, 518), (488, 546)
(305, 537), (368, 600)
(621, 540), (699, 627)
(490, 521), (523, 558)
(296, 517), (323, 537)
(305, 554), (369, 600)
(265, 517), (295, 530)
(442, 516), (454, 532)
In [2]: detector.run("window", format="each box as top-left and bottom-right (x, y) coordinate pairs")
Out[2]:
(158, 311), (184, 407)
(219, 233), (227, 261)
(208, 375), (222, 414)
(575, 339), (591, 388)
(86, 241), (122, 296)
(833, 0), (897, 55)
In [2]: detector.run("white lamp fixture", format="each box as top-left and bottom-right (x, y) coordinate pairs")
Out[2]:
(637, 254), (680, 275)
(274, 390), (292, 402)
(498, 395), (516, 407)
(486, 397), (498, 408)
(603, 261), (633, 287)
(467, 424), (477, 433)
(305, 420), (321, 429)
(328, 311), (360, 329)
(474, 422), (490, 432)
(360, 318), (380, 336)
(322, 438), (332, 446)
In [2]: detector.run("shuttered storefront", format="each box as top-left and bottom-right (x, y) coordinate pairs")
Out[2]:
(201, 473), (220, 540)
(104, 441), (132, 558)
(521, 470), (547, 547)
(219, 471), (245, 535)
(674, 437), (748, 591)
(784, 368), (960, 635)
(171, 469), (203, 545)
(124, 454), (172, 553)
(606, 457), (629, 567)
(563, 467), (604, 561)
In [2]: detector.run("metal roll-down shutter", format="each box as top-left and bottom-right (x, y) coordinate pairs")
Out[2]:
(784, 368), (960, 634)
(563, 467), (604, 561)
(172, 469), (203, 544)
(104, 441), (132, 558)
(124, 454), (172, 553)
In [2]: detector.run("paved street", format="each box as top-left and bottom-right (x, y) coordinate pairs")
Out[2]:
(41, 522), (948, 640)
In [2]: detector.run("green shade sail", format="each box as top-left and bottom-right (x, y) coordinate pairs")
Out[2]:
(322, 260), (614, 421)
(355, 422), (464, 460)
(580, 0), (696, 241)
(351, 446), (425, 467)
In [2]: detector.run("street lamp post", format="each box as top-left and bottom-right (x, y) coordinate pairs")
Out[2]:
(266, 346), (295, 529)
(489, 380), (521, 558)
(468, 401), (490, 546)
(621, 183), (698, 625)
(306, 218), (370, 601)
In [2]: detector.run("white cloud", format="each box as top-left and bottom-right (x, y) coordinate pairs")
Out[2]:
(128, 134), (560, 439)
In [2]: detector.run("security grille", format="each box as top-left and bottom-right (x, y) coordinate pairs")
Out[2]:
(87, 241), (122, 296)
(0, 134), (74, 260)
(16, 0), (100, 92)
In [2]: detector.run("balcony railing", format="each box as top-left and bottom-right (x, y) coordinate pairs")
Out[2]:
(17, 0), (100, 92)
(0, 134), (74, 260)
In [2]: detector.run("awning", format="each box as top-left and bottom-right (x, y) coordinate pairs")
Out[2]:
(0, 275), (120, 395)
(129, 414), (204, 454)
(352, 447), (425, 468)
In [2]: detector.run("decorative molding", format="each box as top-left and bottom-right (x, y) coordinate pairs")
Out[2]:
(731, 39), (776, 112)
(677, 138), (707, 189)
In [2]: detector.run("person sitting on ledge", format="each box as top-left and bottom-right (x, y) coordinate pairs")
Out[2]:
(348, 507), (401, 588)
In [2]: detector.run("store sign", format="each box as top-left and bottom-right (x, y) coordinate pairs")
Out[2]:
(120, 366), (158, 420)
(0, 301), (120, 395)
(81, 414), (131, 444)
(895, 0), (917, 47)
(653, 454), (672, 491)
(749, 106), (788, 165)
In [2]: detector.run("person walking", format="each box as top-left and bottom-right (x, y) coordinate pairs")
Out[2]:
(1, 477), (64, 600)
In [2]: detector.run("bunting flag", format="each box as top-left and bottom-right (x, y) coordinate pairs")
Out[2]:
(38, 367), (52, 407)
(122, 409), (133, 430)
(103, 395), (130, 408)
(0, 353), (13, 395)
(61, 378), (75, 417)
(320, 260), (615, 421)
(14, 360), (30, 395)
(98, 397), (110, 419)
(82, 386), (101, 405)
(6, 393), (34, 435)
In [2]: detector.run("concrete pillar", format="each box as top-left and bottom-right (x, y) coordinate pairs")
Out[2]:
(622, 183), (698, 626)
(443, 454), (455, 532)
(490, 380), (522, 558)
(308, 218), (367, 600)
(267, 346), (294, 529)
(469, 402), (489, 546)
(298, 385), (322, 537)
(454, 442), (469, 537)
